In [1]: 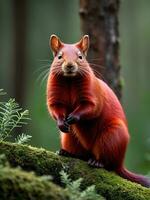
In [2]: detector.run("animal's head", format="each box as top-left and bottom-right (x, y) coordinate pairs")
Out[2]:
(49, 35), (92, 77)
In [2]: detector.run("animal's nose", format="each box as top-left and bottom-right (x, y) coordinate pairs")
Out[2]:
(62, 61), (77, 74)
(66, 65), (74, 70)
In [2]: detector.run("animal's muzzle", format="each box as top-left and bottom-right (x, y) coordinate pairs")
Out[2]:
(62, 62), (78, 76)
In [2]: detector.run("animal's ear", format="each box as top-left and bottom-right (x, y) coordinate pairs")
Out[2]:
(76, 35), (89, 56)
(49, 34), (62, 56)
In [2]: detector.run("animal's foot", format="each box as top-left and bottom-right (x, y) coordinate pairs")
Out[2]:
(58, 149), (72, 157)
(88, 158), (104, 168)
(58, 149), (90, 161)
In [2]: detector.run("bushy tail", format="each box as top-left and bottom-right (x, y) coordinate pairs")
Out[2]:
(116, 167), (150, 188)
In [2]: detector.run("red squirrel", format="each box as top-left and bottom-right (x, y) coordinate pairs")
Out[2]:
(47, 34), (150, 188)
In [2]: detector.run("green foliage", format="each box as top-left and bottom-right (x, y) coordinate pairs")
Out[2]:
(60, 170), (104, 200)
(0, 89), (6, 96)
(0, 154), (8, 168)
(0, 89), (31, 144)
(15, 133), (32, 144)
(40, 175), (53, 181)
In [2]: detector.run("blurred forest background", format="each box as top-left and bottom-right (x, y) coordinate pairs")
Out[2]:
(0, 0), (150, 175)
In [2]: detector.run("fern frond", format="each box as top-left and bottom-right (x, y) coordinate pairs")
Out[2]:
(15, 133), (32, 144)
(70, 177), (83, 193)
(60, 170), (72, 186)
(60, 170), (104, 200)
(0, 98), (30, 141)
(80, 185), (103, 200)
(0, 89), (6, 96)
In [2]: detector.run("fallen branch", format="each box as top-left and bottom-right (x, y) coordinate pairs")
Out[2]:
(0, 142), (150, 200)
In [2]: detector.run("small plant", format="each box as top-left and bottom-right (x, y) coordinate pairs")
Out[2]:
(0, 89), (31, 144)
(15, 133), (32, 144)
(60, 170), (104, 200)
(0, 89), (6, 96)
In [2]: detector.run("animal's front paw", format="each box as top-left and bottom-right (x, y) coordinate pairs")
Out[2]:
(57, 120), (70, 133)
(58, 149), (72, 157)
(88, 158), (104, 168)
(65, 113), (80, 125)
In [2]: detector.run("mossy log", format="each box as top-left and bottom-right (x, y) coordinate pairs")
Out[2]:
(0, 142), (150, 200)
(0, 166), (69, 200)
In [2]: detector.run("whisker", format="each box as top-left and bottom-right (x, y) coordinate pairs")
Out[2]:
(79, 71), (84, 77)
(40, 70), (50, 87)
(92, 68), (106, 81)
(89, 62), (105, 69)
(49, 66), (63, 78)
(78, 68), (89, 77)
(88, 58), (103, 61)
(89, 63), (106, 79)
(36, 68), (50, 83)
(79, 64), (104, 80)
(36, 59), (53, 63)
(33, 65), (50, 74)
(53, 70), (62, 78)
(92, 69), (102, 78)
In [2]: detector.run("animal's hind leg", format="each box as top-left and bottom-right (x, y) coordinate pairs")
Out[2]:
(91, 119), (130, 170)
(59, 132), (91, 161)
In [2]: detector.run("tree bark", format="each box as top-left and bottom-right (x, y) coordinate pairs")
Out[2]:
(0, 142), (150, 200)
(79, 0), (122, 99)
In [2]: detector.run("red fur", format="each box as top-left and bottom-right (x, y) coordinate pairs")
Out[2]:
(47, 38), (150, 188)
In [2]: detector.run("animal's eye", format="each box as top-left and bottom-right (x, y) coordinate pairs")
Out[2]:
(79, 55), (83, 59)
(58, 55), (62, 59)
(57, 52), (63, 59)
(78, 52), (83, 60)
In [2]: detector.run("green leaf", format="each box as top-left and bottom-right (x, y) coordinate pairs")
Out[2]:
(60, 170), (104, 200)
(15, 133), (32, 144)
(0, 92), (31, 144)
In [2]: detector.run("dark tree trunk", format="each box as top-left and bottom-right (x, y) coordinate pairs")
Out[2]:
(79, 0), (122, 99)
(12, 0), (27, 106)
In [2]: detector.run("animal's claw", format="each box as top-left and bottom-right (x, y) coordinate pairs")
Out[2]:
(88, 158), (104, 168)
(57, 120), (70, 133)
(66, 114), (80, 125)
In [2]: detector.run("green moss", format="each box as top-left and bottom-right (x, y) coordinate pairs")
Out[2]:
(67, 161), (150, 200)
(0, 142), (63, 180)
(0, 166), (69, 200)
(0, 141), (150, 200)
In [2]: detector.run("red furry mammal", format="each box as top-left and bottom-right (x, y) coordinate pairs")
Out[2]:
(47, 35), (150, 187)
